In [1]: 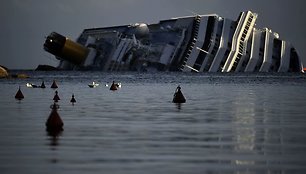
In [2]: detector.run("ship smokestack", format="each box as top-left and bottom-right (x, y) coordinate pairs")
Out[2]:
(44, 32), (89, 65)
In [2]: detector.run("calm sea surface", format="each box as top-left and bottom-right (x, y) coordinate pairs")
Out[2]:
(1, 71), (306, 174)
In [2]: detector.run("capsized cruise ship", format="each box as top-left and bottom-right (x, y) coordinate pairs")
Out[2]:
(44, 11), (303, 72)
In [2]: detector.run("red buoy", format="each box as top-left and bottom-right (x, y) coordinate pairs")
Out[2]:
(110, 81), (118, 91)
(15, 86), (24, 100)
(172, 85), (186, 103)
(51, 80), (58, 89)
(70, 94), (76, 104)
(53, 91), (60, 102)
(46, 103), (63, 132)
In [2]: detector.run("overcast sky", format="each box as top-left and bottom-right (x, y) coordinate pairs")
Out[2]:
(1, 0), (305, 69)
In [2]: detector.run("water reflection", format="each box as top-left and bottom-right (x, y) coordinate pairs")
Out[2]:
(229, 89), (285, 168)
(46, 130), (62, 164)
(175, 103), (182, 110)
(46, 102), (63, 148)
(47, 130), (63, 147)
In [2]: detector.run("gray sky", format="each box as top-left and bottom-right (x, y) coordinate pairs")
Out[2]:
(1, 0), (305, 69)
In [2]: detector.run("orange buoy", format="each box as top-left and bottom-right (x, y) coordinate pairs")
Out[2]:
(40, 81), (46, 88)
(70, 94), (76, 104)
(110, 81), (118, 91)
(51, 80), (58, 89)
(53, 91), (60, 102)
(46, 103), (63, 132)
(15, 86), (24, 100)
(172, 85), (186, 103)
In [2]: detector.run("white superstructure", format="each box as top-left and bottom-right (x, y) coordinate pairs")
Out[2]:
(44, 11), (303, 72)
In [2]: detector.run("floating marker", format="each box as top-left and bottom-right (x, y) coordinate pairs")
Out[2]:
(172, 85), (186, 103)
(41, 81), (46, 88)
(51, 80), (58, 89)
(53, 91), (60, 102)
(46, 103), (63, 132)
(70, 94), (76, 104)
(110, 81), (118, 91)
(15, 86), (24, 100)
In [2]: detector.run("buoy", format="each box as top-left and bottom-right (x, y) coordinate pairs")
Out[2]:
(15, 86), (24, 100)
(172, 85), (186, 103)
(70, 94), (76, 104)
(46, 103), (63, 132)
(53, 91), (60, 102)
(41, 81), (46, 88)
(51, 80), (58, 89)
(110, 81), (118, 91)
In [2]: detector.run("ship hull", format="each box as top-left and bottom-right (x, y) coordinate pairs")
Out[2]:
(44, 11), (303, 72)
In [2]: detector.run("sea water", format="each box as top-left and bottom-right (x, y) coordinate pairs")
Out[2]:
(1, 71), (306, 174)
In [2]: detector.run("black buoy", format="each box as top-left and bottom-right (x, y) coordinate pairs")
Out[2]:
(53, 91), (60, 102)
(70, 94), (76, 104)
(172, 85), (186, 103)
(51, 80), (58, 89)
(110, 81), (118, 91)
(46, 103), (63, 132)
(15, 86), (24, 100)
(40, 81), (46, 88)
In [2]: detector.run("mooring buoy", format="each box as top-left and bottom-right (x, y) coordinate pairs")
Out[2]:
(172, 85), (186, 103)
(40, 81), (46, 88)
(70, 94), (76, 104)
(15, 86), (24, 100)
(51, 80), (58, 89)
(46, 103), (63, 132)
(110, 81), (118, 91)
(53, 91), (60, 102)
